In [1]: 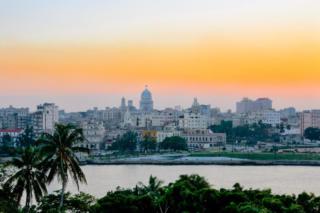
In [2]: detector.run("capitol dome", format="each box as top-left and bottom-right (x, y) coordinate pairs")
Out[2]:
(139, 86), (153, 113)
(141, 88), (152, 100)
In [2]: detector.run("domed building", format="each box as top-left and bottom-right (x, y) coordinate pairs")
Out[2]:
(140, 86), (154, 113)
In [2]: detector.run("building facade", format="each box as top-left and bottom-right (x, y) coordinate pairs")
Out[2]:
(300, 110), (320, 135)
(236, 97), (272, 114)
(181, 129), (226, 150)
(80, 120), (106, 152)
(31, 103), (59, 134)
(179, 112), (209, 130)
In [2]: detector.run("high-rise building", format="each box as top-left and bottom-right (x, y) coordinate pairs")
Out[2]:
(254, 98), (272, 111)
(31, 103), (59, 134)
(236, 98), (255, 114)
(139, 86), (154, 113)
(236, 97), (272, 114)
(120, 97), (126, 111)
(300, 110), (320, 135)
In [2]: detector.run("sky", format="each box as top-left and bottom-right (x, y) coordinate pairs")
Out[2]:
(0, 0), (320, 112)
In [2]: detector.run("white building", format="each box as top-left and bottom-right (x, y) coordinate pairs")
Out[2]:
(123, 109), (178, 128)
(156, 130), (181, 143)
(80, 120), (106, 152)
(247, 109), (280, 127)
(32, 103), (59, 134)
(179, 112), (209, 130)
(181, 129), (226, 150)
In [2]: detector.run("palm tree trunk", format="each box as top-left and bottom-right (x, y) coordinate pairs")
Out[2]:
(25, 181), (31, 212)
(59, 178), (66, 211)
(59, 158), (66, 212)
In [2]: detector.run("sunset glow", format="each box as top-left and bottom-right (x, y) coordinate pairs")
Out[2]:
(1, 0), (320, 110)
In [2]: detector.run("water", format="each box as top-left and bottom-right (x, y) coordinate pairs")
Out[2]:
(48, 165), (320, 198)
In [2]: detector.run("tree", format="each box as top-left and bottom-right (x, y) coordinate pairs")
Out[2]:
(160, 136), (188, 151)
(18, 126), (36, 147)
(140, 135), (157, 153)
(37, 191), (95, 213)
(0, 185), (20, 213)
(2, 134), (12, 147)
(137, 175), (164, 196)
(37, 123), (88, 211)
(304, 127), (320, 142)
(109, 131), (137, 152)
(4, 146), (47, 211)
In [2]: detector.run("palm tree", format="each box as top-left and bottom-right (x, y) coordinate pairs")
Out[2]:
(5, 146), (47, 211)
(38, 123), (88, 211)
(138, 175), (163, 196)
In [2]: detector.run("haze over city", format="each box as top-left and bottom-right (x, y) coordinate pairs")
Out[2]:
(1, 0), (320, 111)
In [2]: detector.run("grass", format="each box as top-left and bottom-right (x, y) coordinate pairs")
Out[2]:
(190, 151), (320, 161)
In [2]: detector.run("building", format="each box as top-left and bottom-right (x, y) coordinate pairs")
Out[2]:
(279, 107), (296, 119)
(139, 86), (154, 113)
(236, 97), (272, 114)
(31, 103), (59, 134)
(0, 128), (24, 147)
(179, 112), (209, 130)
(120, 97), (127, 111)
(181, 129), (226, 150)
(102, 107), (122, 125)
(80, 120), (106, 152)
(127, 100), (137, 112)
(300, 110), (320, 135)
(246, 109), (280, 127)
(156, 124), (181, 143)
(0, 106), (30, 129)
(254, 98), (272, 111)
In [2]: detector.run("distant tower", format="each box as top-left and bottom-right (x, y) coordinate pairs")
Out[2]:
(139, 85), (154, 113)
(191, 97), (200, 113)
(120, 97), (126, 111)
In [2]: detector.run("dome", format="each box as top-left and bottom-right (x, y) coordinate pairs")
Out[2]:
(140, 86), (154, 112)
(141, 87), (152, 100)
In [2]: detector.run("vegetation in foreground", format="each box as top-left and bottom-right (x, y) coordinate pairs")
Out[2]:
(1, 123), (88, 212)
(2, 172), (320, 213)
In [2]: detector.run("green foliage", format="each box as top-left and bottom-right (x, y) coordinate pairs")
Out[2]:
(18, 126), (36, 147)
(3, 172), (320, 212)
(91, 189), (155, 213)
(140, 135), (157, 152)
(37, 123), (88, 210)
(159, 136), (188, 151)
(4, 146), (47, 210)
(37, 191), (95, 213)
(304, 127), (320, 142)
(0, 134), (17, 155)
(0, 184), (20, 213)
(109, 131), (137, 152)
(209, 120), (279, 144)
(92, 174), (320, 213)
(2, 134), (12, 147)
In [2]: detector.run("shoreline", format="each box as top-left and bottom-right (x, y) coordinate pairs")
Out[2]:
(85, 158), (320, 166)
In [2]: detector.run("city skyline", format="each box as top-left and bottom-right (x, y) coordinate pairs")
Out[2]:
(0, 89), (312, 113)
(1, 0), (320, 111)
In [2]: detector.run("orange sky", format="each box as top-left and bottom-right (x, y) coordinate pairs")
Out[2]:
(1, 0), (320, 110)
(1, 31), (319, 95)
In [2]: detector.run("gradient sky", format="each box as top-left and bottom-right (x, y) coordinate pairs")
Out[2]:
(0, 0), (320, 111)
